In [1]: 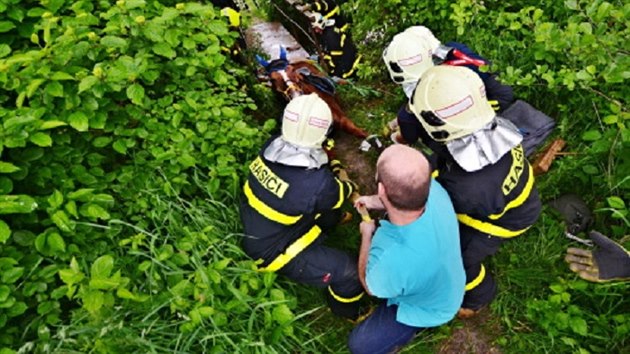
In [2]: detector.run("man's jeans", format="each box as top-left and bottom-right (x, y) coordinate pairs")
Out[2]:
(348, 302), (422, 354)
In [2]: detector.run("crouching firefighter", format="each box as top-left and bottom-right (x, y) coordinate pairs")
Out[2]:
(240, 93), (364, 319)
(409, 66), (542, 318)
(300, 0), (361, 80)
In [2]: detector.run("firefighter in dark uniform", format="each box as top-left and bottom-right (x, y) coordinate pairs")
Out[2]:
(408, 66), (541, 317)
(211, 0), (245, 57)
(300, 0), (361, 79)
(382, 26), (514, 144)
(240, 93), (364, 319)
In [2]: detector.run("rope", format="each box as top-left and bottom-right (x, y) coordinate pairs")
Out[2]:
(272, 2), (317, 46)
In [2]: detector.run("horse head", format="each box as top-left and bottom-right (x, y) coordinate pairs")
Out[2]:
(256, 46), (303, 100)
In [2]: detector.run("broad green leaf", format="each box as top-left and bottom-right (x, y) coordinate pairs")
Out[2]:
(0, 162), (20, 173)
(47, 232), (65, 253)
(45, 81), (64, 97)
(50, 210), (74, 232)
(29, 132), (53, 147)
(570, 317), (588, 336)
(0, 285), (9, 302)
(92, 194), (115, 205)
(581, 130), (601, 141)
(0, 219), (10, 243)
(207, 20), (228, 36)
(59, 269), (84, 286)
(2, 267), (24, 284)
(89, 277), (119, 290)
(50, 71), (75, 81)
(112, 140), (127, 154)
(100, 36), (127, 49)
(178, 154), (196, 168)
(67, 188), (94, 201)
(143, 23), (163, 41)
(68, 111), (89, 132)
(0, 177), (12, 194)
(0, 195), (38, 214)
(126, 83), (144, 105)
(198, 306), (214, 317)
(78, 76), (99, 93)
(272, 304), (294, 325)
(91, 255), (114, 279)
(26, 79), (45, 97)
(126, 0), (147, 9)
(47, 190), (63, 209)
(82, 289), (104, 314)
(0, 21), (15, 33)
(34, 233), (47, 253)
(85, 204), (110, 220)
(607, 196), (625, 209)
(6, 302), (26, 317)
(152, 42), (176, 58)
(0, 44), (10, 58)
(65, 200), (78, 218)
(40, 120), (67, 129)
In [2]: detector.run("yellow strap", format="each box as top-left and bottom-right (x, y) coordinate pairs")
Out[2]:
(465, 264), (486, 291)
(328, 286), (364, 303)
(330, 50), (344, 56)
(244, 181), (302, 225)
(340, 23), (349, 32)
(341, 54), (362, 78)
(332, 179), (346, 209)
(340, 33), (346, 47)
(457, 214), (531, 238)
(489, 164), (534, 220)
(260, 225), (322, 272)
(324, 6), (339, 19)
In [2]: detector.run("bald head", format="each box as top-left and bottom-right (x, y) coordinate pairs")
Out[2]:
(377, 145), (431, 211)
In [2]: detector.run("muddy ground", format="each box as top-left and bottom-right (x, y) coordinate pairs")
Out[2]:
(333, 132), (378, 196)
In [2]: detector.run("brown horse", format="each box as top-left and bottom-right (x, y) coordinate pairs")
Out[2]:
(257, 50), (369, 139)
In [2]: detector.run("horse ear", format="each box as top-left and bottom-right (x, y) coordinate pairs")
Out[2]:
(279, 46), (287, 61)
(255, 54), (270, 68)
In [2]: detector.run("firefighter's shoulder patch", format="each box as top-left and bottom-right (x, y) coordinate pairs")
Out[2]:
(249, 156), (290, 198)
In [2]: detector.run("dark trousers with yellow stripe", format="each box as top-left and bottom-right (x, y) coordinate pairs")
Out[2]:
(272, 210), (364, 319)
(460, 227), (506, 310)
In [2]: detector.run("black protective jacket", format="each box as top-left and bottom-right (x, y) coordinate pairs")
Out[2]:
(240, 137), (356, 269)
(421, 129), (541, 238)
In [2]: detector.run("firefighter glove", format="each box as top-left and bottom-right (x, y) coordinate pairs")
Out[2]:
(565, 231), (630, 282)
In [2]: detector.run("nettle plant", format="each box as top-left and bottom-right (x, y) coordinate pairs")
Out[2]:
(0, 0), (284, 350)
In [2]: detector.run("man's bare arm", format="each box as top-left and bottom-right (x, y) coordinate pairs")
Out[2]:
(358, 221), (376, 295)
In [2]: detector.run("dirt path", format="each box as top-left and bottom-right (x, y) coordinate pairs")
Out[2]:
(439, 311), (503, 354)
(333, 132), (378, 196)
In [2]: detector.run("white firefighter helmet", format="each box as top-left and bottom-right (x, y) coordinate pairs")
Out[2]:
(410, 65), (495, 142)
(403, 26), (441, 52)
(282, 93), (333, 148)
(307, 11), (335, 30)
(382, 26), (440, 85)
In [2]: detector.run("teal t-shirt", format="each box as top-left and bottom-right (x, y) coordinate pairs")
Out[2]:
(366, 180), (465, 327)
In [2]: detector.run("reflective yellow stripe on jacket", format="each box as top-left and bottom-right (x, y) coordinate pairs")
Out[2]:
(259, 225), (322, 272)
(328, 286), (364, 303)
(457, 214), (531, 238)
(244, 181), (302, 225)
(341, 54), (362, 79)
(465, 264), (486, 291)
(489, 164), (535, 220)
